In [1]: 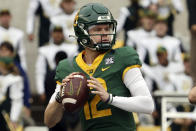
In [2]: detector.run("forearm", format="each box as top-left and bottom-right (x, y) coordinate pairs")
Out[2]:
(44, 101), (64, 128)
(119, 68), (154, 114)
(10, 79), (24, 122)
(26, 0), (39, 34)
(111, 95), (154, 114)
(10, 99), (23, 122)
(36, 54), (46, 94)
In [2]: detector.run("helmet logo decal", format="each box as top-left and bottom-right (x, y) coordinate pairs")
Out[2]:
(73, 12), (79, 27)
(98, 16), (111, 20)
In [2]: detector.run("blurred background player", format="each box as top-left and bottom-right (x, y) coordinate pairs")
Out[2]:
(138, 17), (184, 69)
(126, 8), (156, 51)
(153, 0), (184, 36)
(26, 0), (62, 47)
(117, 0), (157, 46)
(168, 54), (196, 131)
(50, 0), (78, 44)
(0, 9), (27, 71)
(137, 17), (184, 101)
(0, 57), (24, 131)
(141, 47), (177, 125)
(35, 25), (78, 103)
(35, 25), (80, 131)
(0, 41), (35, 127)
(117, 0), (141, 45)
(143, 47), (195, 128)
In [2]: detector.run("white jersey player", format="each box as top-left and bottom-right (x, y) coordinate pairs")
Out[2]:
(169, 54), (193, 93)
(0, 74), (23, 123)
(0, 58), (24, 129)
(26, 0), (62, 36)
(143, 47), (181, 92)
(0, 9), (27, 70)
(50, 0), (77, 43)
(126, 8), (156, 50)
(139, 18), (183, 68)
(35, 26), (78, 98)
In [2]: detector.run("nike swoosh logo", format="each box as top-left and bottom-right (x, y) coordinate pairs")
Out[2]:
(101, 66), (111, 71)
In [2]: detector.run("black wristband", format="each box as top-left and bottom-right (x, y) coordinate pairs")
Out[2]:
(55, 92), (62, 103)
(110, 94), (113, 104)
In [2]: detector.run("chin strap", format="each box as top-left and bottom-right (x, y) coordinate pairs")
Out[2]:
(95, 43), (111, 51)
(69, 35), (78, 39)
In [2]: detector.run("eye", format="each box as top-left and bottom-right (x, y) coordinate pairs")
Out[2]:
(104, 27), (110, 31)
(94, 28), (102, 32)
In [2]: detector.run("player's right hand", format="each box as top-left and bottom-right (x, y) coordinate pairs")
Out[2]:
(61, 72), (80, 88)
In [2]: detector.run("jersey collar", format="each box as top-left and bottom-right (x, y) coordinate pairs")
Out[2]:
(75, 50), (107, 76)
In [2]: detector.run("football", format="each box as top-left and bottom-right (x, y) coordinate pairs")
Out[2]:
(61, 72), (89, 112)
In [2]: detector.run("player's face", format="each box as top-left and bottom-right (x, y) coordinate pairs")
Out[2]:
(88, 24), (114, 44)
(52, 31), (64, 45)
(0, 46), (13, 57)
(141, 17), (154, 31)
(61, 0), (75, 14)
(0, 14), (11, 28)
(157, 52), (168, 65)
(154, 22), (168, 37)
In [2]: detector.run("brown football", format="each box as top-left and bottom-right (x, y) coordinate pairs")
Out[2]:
(61, 72), (89, 112)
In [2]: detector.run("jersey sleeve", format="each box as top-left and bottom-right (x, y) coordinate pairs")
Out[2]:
(117, 47), (142, 80)
(54, 59), (73, 85)
(55, 61), (65, 85)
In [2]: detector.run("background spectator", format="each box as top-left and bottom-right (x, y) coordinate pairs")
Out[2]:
(26, 0), (62, 47)
(50, 0), (78, 44)
(35, 25), (77, 103)
(0, 9), (27, 71)
(0, 57), (24, 131)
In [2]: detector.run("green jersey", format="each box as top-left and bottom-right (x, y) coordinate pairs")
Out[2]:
(55, 46), (141, 131)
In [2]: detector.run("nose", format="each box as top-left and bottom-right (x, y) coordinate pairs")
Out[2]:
(100, 30), (106, 35)
(101, 33), (110, 42)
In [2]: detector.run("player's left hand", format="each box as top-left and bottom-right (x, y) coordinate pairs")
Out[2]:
(87, 76), (109, 102)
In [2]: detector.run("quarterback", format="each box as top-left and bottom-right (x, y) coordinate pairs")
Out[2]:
(44, 3), (154, 131)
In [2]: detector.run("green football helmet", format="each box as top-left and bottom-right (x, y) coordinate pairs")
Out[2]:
(73, 3), (117, 52)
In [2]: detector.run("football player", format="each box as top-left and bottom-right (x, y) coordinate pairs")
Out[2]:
(44, 3), (154, 131)
(35, 25), (77, 102)
(0, 9), (27, 71)
(50, 0), (78, 44)
(26, 0), (62, 46)
(0, 57), (24, 131)
(126, 8), (156, 50)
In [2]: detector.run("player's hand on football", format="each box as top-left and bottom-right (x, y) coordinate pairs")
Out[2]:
(61, 72), (80, 87)
(87, 76), (109, 102)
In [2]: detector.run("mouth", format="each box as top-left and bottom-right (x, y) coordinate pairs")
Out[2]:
(102, 39), (110, 43)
